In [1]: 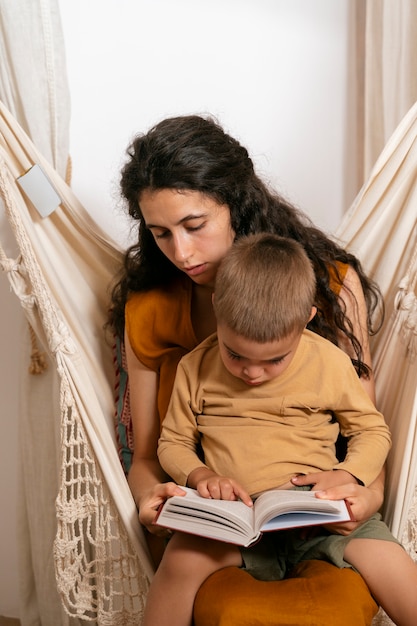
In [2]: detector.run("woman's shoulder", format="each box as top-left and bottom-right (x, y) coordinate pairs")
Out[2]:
(126, 275), (191, 314)
(328, 260), (349, 295)
(125, 274), (196, 350)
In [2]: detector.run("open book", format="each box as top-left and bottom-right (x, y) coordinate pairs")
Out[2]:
(154, 487), (352, 547)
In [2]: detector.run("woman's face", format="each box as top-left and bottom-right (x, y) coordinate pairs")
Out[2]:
(139, 188), (235, 287)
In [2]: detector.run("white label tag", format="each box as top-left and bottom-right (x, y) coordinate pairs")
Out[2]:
(17, 164), (61, 218)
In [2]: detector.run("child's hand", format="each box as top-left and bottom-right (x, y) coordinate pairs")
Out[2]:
(198, 475), (253, 506)
(188, 467), (253, 506)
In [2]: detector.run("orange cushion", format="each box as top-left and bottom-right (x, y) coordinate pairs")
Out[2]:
(194, 560), (378, 626)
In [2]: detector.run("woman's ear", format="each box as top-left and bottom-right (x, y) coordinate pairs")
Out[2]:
(212, 293), (215, 305)
(308, 306), (317, 323)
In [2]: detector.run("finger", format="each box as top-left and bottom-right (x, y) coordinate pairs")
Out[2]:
(291, 473), (316, 486)
(314, 484), (356, 500)
(206, 482), (222, 499)
(160, 482), (187, 498)
(218, 482), (236, 501)
(233, 486), (253, 507)
(197, 482), (212, 499)
(147, 483), (185, 510)
(141, 483), (186, 525)
(208, 478), (236, 500)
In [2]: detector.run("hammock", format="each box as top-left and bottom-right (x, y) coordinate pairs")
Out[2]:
(0, 101), (152, 625)
(0, 98), (416, 625)
(335, 102), (417, 548)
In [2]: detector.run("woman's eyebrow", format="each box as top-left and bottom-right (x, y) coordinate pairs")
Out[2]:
(146, 213), (206, 229)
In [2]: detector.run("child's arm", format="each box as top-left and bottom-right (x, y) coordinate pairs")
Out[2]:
(187, 467), (253, 506)
(158, 361), (210, 485)
(331, 357), (391, 486)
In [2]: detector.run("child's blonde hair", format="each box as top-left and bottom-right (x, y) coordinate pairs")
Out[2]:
(213, 233), (316, 342)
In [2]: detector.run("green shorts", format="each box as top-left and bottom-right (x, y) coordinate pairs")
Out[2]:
(240, 513), (400, 581)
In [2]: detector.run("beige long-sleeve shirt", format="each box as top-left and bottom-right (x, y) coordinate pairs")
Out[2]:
(158, 330), (391, 496)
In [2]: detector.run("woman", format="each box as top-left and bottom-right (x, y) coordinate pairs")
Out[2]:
(110, 115), (384, 624)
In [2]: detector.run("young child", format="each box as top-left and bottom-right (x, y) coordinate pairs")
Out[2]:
(145, 233), (417, 626)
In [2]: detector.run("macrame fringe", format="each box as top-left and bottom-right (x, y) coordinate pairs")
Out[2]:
(54, 368), (149, 624)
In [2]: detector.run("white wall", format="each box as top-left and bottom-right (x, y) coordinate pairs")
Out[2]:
(0, 0), (355, 617)
(60, 0), (356, 241)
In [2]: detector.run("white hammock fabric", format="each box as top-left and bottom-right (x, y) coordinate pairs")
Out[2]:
(335, 101), (417, 547)
(335, 103), (417, 626)
(0, 101), (152, 624)
(0, 95), (416, 624)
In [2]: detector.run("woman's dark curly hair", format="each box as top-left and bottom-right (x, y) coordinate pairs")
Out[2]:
(109, 114), (383, 378)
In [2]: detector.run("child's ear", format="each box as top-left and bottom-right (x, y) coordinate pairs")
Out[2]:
(308, 306), (317, 323)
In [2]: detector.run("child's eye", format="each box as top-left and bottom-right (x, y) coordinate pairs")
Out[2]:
(227, 351), (241, 361)
(270, 357), (285, 365)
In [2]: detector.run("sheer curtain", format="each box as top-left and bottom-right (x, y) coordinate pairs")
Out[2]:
(0, 0), (70, 177)
(359, 0), (417, 179)
(0, 1), (73, 624)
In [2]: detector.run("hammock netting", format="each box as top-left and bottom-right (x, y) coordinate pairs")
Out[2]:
(0, 99), (416, 625)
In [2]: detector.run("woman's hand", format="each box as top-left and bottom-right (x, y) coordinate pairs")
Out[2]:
(292, 469), (384, 535)
(314, 481), (384, 535)
(138, 481), (186, 535)
(292, 470), (357, 493)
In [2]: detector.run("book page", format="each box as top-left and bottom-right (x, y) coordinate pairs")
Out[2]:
(158, 487), (255, 540)
(253, 489), (350, 532)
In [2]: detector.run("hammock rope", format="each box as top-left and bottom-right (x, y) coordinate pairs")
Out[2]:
(396, 234), (417, 360)
(28, 323), (48, 374)
(0, 112), (151, 623)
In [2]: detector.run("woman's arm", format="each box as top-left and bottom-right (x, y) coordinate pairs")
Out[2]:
(124, 332), (185, 535)
(294, 266), (385, 528)
(337, 265), (376, 403)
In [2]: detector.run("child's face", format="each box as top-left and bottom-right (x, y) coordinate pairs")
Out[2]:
(217, 323), (302, 386)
